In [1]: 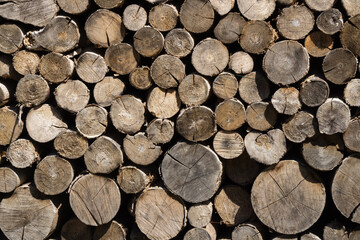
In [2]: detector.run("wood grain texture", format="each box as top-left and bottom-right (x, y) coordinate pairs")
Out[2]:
(0, 24), (23, 54)
(304, 31), (333, 58)
(146, 118), (174, 145)
(214, 13), (246, 44)
(134, 26), (164, 58)
(75, 105), (107, 139)
(54, 130), (88, 159)
(215, 98), (246, 131)
(0, 107), (23, 146)
(147, 87), (181, 118)
(149, 4), (178, 32)
(93, 220), (126, 240)
(316, 8), (343, 35)
(213, 130), (244, 159)
(75, 52), (108, 84)
(105, 43), (139, 75)
(54, 80), (90, 113)
(188, 201), (213, 228)
(238, 71), (270, 104)
(344, 78), (360, 106)
(271, 87), (301, 115)
(282, 111), (316, 143)
(300, 75), (329, 107)
(251, 160), (326, 234)
(164, 28), (194, 58)
(61, 217), (92, 240)
(161, 142), (222, 203)
(93, 76), (125, 107)
(117, 166), (150, 194)
(237, 0), (276, 20)
(15, 74), (50, 108)
(123, 4), (147, 32)
(6, 138), (39, 168)
(178, 74), (210, 106)
(212, 72), (238, 99)
(180, 0), (214, 33)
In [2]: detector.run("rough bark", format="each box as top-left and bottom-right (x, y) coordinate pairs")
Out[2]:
(160, 142), (222, 203)
(251, 160), (326, 235)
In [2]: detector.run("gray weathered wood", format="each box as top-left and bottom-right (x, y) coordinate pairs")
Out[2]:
(323, 220), (349, 240)
(344, 78), (360, 107)
(246, 102), (278, 131)
(164, 28), (194, 58)
(316, 8), (343, 35)
(123, 4), (147, 32)
(214, 13), (246, 45)
(94, 76), (125, 107)
(0, 166), (28, 193)
(271, 87), (301, 115)
(105, 43), (139, 75)
(146, 118), (174, 145)
(75, 52), (108, 84)
(129, 66), (152, 90)
(244, 129), (286, 165)
(188, 201), (213, 228)
(238, 71), (270, 104)
(178, 74), (211, 106)
(229, 51), (253, 75)
(213, 130), (244, 159)
(180, 0), (214, 33)
(300, 75), (329, 107)
(75, 105), (108, 139)
(237, 0), (275, 20)
(215, 98), (246, 131)
(54, 80), (90, 113)
(210, 0), (235, 16)
(117, 166), (150, 194)
(342, 0), (360, 17)
(15, 74), (50, 108)
(184, 228), (211, 240)
(263, 40), (310, 85)
(12, 50), (40, 75)
(134, 26), (164, 58)
(0, 107), (23, 146)
(57, 0), (89, 14)
(6, 138), (39, 168)
(252, 160), (326, 235)
(161, 142), (222, 203)
(147, 87), (181, 118)
(305, 0), (335, 11)
(212, 72), (238, 100)
(343, 118), (360, 153)
(341, 14), (360, 57)
(282, 111), (316, 143)
(93, 220), (126, 240)
(54, 130), (88, 160)
(94, 0), (124, 9)
(0, 24), (23, 54)
(232, 223), (264, 240)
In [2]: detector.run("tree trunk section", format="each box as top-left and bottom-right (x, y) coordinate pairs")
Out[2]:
(177, 106), (217, 142)
(123, 132), (162, 166)
(85, 9), (125, 48)
(239, 20), (276, 54)
(343, 118), (360, 152)
(117, 166), (150, 194)
(123, 4), (147, 32)
(94, 0), (124, 9)
(0, 184), (58, 240)
(146, 118), (174, 145)
(0, 82), (10, 107)
(316, 98), (350, 135)
(342, 0), (360, 17)
(134, 26), (164, 58)
(282, 111), (316, 143)
(75, 105), (107, 139)
(214, 13), (246, 44)
(215, 98), (246, 131)
(244, 129), (287, 165)
(57, 0), (90, 14)
(135, 187), (186, 240)
(251, 160), (326, 235)
(69, 174), (121, 226)
(149, 4), (178, 32)
(305, 0), (334, 11)
(237, 0), (275, 20)
(39, 52), (74, 83)
(0, 107), (23, 146)
(150, 54), (185, 89)
(271, 87), (301, 115)
(54, 80), (89, 113)
(212, 72), (238, 100)
(84, 136), (123, 174)
(129, 66), (152, 90)
(6, 138), (39, 168)
(344, 78), (360, 107)
(316, 8), (343, 35)
(164, 28), (194, 58)
(184, 228), (212, 240)
(246, 102), (278, 131)
(192, 38), (229, 77)
(180, 0), (214, 33)
(232, 223), (265, 240)
(15, 74), (49, 108)
(110, 95), (145, 135)
(93, 220), (126, 240)
(214, 185), (253, 226)
(323, 220), (349, 240)
(229, 51), (253, 75)
(75, 52), (108, 84)
(178, 74), (211, 106)
(302, 134), (344, 171)
(322, 48), (357, 84)
(213, 130), (244, 159)
(0, 0), (59, 27)
(300, 75), (329, 107)
(210, 0), (234, 16)
(147, 87), (181, 118)
(188, 201), (213, 228)
(24, 16), (80, 53)
(238, 71), (270, 104)
(304, 31), (333, 58)
(0, 166), (28, 193)
(53, 130), (88, 160)
(34, 155), (74, 195)
(94, 76), (125, 107)
(263, 40), (310, 85)
(332, 155), (360, 224)
(0, 23), (23, 54)
(12, 50), (40, 75)
(160, 142), (222, 203)
(105, 43), (139, 75)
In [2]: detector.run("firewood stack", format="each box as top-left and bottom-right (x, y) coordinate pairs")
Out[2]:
(1, 0), (360, 239)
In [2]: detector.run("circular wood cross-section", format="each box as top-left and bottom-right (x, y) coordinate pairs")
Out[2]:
(147, 87), (181, 118)
(343, 118), (360, 153)
(0, 24), (23, 54)
(54, 80), (90, 113)
(344, 79), (360, 107)
(69, 174), (121, 226)
(251, 160), (326, 234)
(12, 50), (40, 75)
(184, 228), (211, 240)
(161, 142), (222, 203)
(304, 31), (333, 58)
(180, 0), (214, 34)
(263, 40), (310, 85)
(117, 166), (150, 194)
(341, 15), (360, 57)
(129, 66), (152, 90)
(332, 155), (360, 223)
(135, 188), (186, 240)
(6, 138), (39, 169)
(187, 201), (213, 228)
(213, 72), (238, 100)
(176, 106), (217, 142)
(15, 74), (50, 108)
(237, 0), (275, 20)
(39, 52), (74, 84)
(123, 4), (147, 32)
(192, 38), (229, 77)
(300, 75), (329, 107)
(133, 26), (164, 58)
(0, 107), (23, 146)
(149, 4), (178, 32)
(0, 184), (58, 240)
(316, 8), (343, 35)
(105, 43), (139, 75)
(146, 118), (174, 145)
(0, 167), (26, 193)
(232, 223), (264, 240)
(75, 52), (108, 84)
(238, 71), (270, 104)
(164, 28), (194, 58)
(214, 13), (246, 45)
(93, 76), (125, 107)
(271, 87), (301, 115)
(215, 98), (246, 131)
(178, 74), (211, 106)
(213, 130), (244, 159)
(54, 130), (88, 160)
(75, 105), (107, 139)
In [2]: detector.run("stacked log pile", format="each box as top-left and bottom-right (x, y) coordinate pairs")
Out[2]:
(1, 0), (360, 239)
